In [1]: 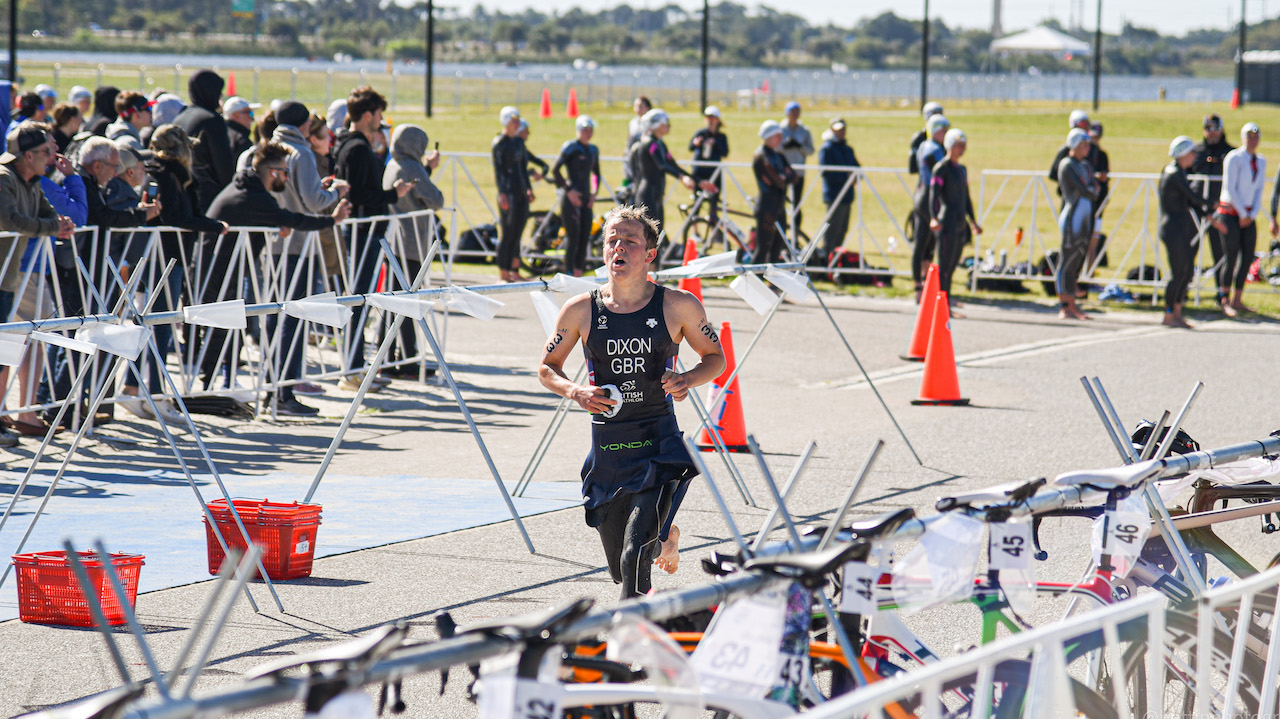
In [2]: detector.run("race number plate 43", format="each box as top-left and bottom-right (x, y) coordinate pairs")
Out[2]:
(691, 587), (787, 698)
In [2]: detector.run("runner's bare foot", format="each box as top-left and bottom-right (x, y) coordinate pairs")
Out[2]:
(654, 525), (680, 574)
(1163, 314), (1192, 329)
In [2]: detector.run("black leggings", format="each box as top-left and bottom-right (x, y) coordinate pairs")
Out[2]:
(1205, 222), (1226, 295)
(595, 483), (676, 600)
(561, 199), (593, 275)
(497, 195), (529, 271)
(910, 192), (935, 288)
(754, 210), (784, 264)
(935, 226), (968, 298)
(1162, 231), (1195, 310)
(789, 176), (805, 232)
(1216, 213), (1256, 293)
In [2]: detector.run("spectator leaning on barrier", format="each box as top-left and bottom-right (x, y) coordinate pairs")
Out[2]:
(752, 120), (796, 265)
(818, 118), (859, 259)
(86, 86), (120, 138)
(305, 112), (344, 276)
(106, 92), (152, 151)
(223, 96), (258, 162)
(334, 85), (411, 390)
(911, 113), (949, 302)
(779, 101), (814, 233)
(174, 69), (234, 212)
(203, 142), (351, 415)
(928, 128), (982, 316)
(1215, 121), (1265, 318)
(383, 123), (443, 375)
(1190, 114), (1233, 306)
(907, 101), (943, 176)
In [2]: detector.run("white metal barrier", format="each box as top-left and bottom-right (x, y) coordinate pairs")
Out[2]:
(1194, 563), (1280, 718)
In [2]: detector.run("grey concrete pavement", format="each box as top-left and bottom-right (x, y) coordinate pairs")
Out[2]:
(2, 276), (1279, 717)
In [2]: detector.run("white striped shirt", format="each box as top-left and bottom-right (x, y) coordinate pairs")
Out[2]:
(1220, 148), (1266, 220)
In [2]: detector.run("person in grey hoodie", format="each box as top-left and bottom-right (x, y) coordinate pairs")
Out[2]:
(382, 123), (443, 374)
(105, 92), (151, 151)
(779, 101), (814, 233)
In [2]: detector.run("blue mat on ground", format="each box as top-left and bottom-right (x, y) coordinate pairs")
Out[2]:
(0, 469), (581, 622)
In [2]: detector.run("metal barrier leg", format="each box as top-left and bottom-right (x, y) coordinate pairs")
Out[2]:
(512, 362), (586, 497)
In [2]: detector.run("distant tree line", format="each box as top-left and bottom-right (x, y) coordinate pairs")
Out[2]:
(5, 0), (1274, 76)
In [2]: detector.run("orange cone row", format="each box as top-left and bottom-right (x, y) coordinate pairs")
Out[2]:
(909, 274), (968, 405)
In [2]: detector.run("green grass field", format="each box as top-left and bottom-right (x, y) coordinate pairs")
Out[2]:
(20, 60), (1280, 315)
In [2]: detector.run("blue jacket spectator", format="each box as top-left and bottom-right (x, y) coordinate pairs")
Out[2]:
(819, 124), (860, 206)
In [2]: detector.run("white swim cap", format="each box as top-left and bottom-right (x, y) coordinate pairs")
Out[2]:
(943, 128), (967, 150)
(575, 114), (596, 131)
(1241, 121), (1261, 142)
(1067, 127), (1090, 150)
(1169, 135), (1196, 159)
(1068, 109), (1090, 128)
(758, 119), (783, 140)
(926, 114), (950, 136)
(922, 101), (943, 119)
(642, 108), (670, 132)
(499, 106), (520, 126)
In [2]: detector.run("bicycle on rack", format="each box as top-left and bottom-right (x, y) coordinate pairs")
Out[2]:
(672, 191), (812, 268)
(519, 180), (607, 277)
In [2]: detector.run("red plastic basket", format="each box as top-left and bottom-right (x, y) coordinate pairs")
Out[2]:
(204, 498), (322, 580)
(12, 550), (145, 627)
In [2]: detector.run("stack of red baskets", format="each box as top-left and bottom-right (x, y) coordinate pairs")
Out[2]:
(12, 550), (145, 627)
(204, 498), (322, 580)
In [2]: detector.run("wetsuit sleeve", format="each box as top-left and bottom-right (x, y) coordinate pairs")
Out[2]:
(1174, 169), (1212, 215)
(591, 147), (601, 192)
(527, 149), (549, 176)
(1060, 162), (1099, 204)
(755, 150), (786, 190)
(1271, 164), (1280, 219)
(1048, 146), (1067, 184)
(928, 166), (944, 222)
(965, 173), (976, 224)
(551, 144), (571, 190)
(652, 141), (690, 181)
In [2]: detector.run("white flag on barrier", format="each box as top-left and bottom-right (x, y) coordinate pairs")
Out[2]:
(730, 273), (779, 316)
(183, 299), (247, 330)
(366, 293), (430, 320)
(31, 331), (97, 356)
(546, 273), (599, 296)
(529, 291), (561, 337)
(655, 250), (739, 279)
(442, 286), (503, 320)
(764, 266), (816, 304)
(284, 292), (353, 328)
(74, 324), (148, 361)
(0, 332), (26, 366)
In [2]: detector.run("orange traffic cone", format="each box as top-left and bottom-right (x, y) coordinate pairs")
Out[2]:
(227, 71), (237, 97)
(1231, 88), (1241, 110)
(566, 88), (580, 118)
(900, 263), (939, 361)
(697, 322), (749, 452)
(911, 291), (968, 406)
(539, 88), (553, 119)
(677, 239), (703, 302)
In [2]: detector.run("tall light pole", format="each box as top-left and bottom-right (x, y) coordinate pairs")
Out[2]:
(424, 0), (434, 117)
(1235, 0), (1247, 107)
(700, 0), (709, 112)
(7, 0), (16, 82)
(920, 0), (929, 110)
(1091, 0), (1102, 111)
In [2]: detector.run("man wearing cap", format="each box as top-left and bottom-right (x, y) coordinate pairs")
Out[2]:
(779, 101), (814, 233)
(33, 85), (57, 109)
(911, 113), (949, 302)
(1053, 128), (1099, 321)
(928, 128), (982, 315)
(0, 123), (75, 327)
(493, 106), (532, 282)
(908, 101), (943, 175)
(818, 118), (859, 258)
(753, 120), (797, 265)
(68, 86), (93, 123)
(223, 97), (259, 161)
(689, 106), (729, 229)
(1162, 136), (1225, 329)
(1216, 122), (1265, 317)
(105, 91), (152, 151)
(552, 115), (602, 277)
(1191, 114), (1233, 305)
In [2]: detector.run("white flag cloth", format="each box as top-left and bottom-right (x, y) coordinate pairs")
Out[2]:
(31, 331), (97, 356)
(764, 266), (816, 304)
(546, 273), (600, 295)
(366, 293), (430, 320)
(730, 273), (779, 316)
(74, 324), (148, 361)
(529, 291), (562, 337)
(655, 250), (739, 279)
(183, 299), (247, 330)
(441, 286), (503, 321)
(594, 264), (610, 278)
(284, 292), (353, 328)
(0, 332), (26, 366)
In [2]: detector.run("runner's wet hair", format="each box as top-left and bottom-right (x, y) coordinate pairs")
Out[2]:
(602, 204), (660, 250)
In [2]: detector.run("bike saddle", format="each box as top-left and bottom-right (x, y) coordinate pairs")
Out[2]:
(246, 622), (409, 680)
(16, 685), (144, 719)
(1053, 460), (1162, 490)
(847, 507), (916, 540)
(461, 597), (594, 642)
(936, 478), (1047, 512)
(742, 541), (865, 589)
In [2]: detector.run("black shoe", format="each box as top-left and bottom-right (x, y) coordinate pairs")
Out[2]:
(0, 427), (19, 448)
(274, 396), (320, 417)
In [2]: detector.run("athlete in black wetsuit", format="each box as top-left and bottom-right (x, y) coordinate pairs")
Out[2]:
(753, 120), (796, 265)
(627, 108), (715, 241)
(1161, 136), (1224, 329)
(927, 129), (982, 313)
(1190, 114), (1233, 305)
(539, 205), (725, 599)
(551, 115), (602, 277)
(907, 101), (943, 176)
(493, 107), (533, 282)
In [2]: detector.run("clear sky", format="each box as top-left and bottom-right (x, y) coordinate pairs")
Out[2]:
(446, 0), (1262, 37)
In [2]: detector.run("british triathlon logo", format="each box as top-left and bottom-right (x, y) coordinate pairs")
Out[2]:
(597, 314), (608, 329)
(620, 380), (637, 392)
(646, 317), (658, 328)
(599, 439), (654, 451)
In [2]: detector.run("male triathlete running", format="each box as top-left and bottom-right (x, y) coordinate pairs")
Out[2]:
(539, 205), (725, 600)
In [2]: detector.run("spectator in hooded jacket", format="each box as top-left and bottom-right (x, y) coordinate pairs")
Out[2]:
(818, 118), (859, 258)
(173, 70), (234, 212)
(382, 123), (443, 376)
(202, 141), (351, 414)
(105, 92), (152, 151)
(223, 96), (257, 161)
(86, 87), (120, 137)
